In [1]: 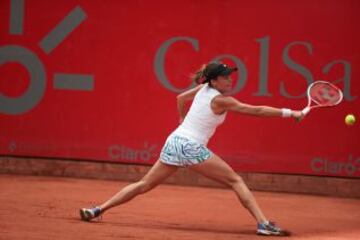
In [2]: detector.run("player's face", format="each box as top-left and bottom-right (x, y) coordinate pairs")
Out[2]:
(212, 75), (233, 93)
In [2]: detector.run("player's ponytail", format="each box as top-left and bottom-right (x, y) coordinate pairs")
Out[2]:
(191, 62), (236, 87)
(191, 64), (207, 85)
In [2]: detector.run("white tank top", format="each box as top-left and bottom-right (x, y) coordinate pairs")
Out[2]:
(172, 83), (227, 146)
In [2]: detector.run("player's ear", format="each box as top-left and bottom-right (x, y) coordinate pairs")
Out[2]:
(210, 78), (217, 87)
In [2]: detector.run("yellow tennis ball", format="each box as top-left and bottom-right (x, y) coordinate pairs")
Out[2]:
(345, 114), (356, 126)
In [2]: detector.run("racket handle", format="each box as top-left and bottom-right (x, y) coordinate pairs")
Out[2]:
(302, 107), (310, 115)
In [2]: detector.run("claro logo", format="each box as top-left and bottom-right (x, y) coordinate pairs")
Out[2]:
(0, 0), (94, 115)
(311, 155), (360, 176)
(154, 36), (356, 101)
(108, 142), (157, 162)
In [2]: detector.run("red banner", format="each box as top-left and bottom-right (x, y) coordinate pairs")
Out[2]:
(0, 0), (359, 177)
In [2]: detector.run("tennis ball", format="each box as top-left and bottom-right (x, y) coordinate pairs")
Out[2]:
(345, 114), (356, 126)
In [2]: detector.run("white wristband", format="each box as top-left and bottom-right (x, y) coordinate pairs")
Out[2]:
(281, 108), (292, 118)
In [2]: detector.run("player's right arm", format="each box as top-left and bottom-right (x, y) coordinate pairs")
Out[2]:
(212, 95), (303, 119)
(176, 84), (204, 122)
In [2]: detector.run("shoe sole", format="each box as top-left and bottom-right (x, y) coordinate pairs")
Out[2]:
(257, 229), (292, 236)
(257, 229), (280, 236)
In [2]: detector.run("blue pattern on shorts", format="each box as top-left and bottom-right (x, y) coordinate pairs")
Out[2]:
(160, 134), (211, 166)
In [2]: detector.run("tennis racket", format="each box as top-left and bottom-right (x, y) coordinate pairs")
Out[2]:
(301, 80), (343, 116)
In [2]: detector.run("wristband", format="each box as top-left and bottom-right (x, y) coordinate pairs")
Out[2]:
(281, 108), (292, 118)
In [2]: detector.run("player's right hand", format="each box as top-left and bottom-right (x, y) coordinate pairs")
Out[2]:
(292, 110), (304, 121)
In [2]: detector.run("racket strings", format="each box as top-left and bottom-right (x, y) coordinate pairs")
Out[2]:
(309, 83), (342, 106)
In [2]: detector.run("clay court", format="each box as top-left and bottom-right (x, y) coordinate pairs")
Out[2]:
(1, 174), (359, 240)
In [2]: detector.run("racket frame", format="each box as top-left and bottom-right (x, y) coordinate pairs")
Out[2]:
(302, 80), (343, 115)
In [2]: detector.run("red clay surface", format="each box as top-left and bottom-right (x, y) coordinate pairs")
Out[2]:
(1, 174), (359, 240)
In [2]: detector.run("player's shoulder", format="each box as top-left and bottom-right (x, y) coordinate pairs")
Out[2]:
(213, 95), (235, 102)
(212, 95), (237, 107)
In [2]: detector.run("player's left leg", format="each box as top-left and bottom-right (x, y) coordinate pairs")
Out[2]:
(80, 160), (177, 221)
(100, 160), (178, 211)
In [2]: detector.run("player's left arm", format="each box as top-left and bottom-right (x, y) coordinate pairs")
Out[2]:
(176, 84), (204, 122)
(212, 96), (303, 119)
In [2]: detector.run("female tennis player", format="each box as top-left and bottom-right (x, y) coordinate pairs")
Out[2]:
(80, 62), (303, 236)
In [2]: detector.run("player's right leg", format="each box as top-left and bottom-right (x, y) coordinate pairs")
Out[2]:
(189, 153), (267, 223)
(80, 160), (178, 221)
(189, 153), (290, 236)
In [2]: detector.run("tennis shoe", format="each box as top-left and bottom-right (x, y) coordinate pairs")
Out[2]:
(79, 206), (102, 222)
(257, 221), (291, 236)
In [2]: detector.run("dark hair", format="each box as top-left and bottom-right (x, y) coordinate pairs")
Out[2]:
(191, 62), (237, 86)
(191, 64), (207, 84)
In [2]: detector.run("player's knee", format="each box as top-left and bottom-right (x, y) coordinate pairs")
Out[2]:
(225, 175), (244, 188)
(138, 180), (155, 194)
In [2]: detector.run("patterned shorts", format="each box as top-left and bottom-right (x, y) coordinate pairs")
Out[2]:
(160, 134), (212, 167)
